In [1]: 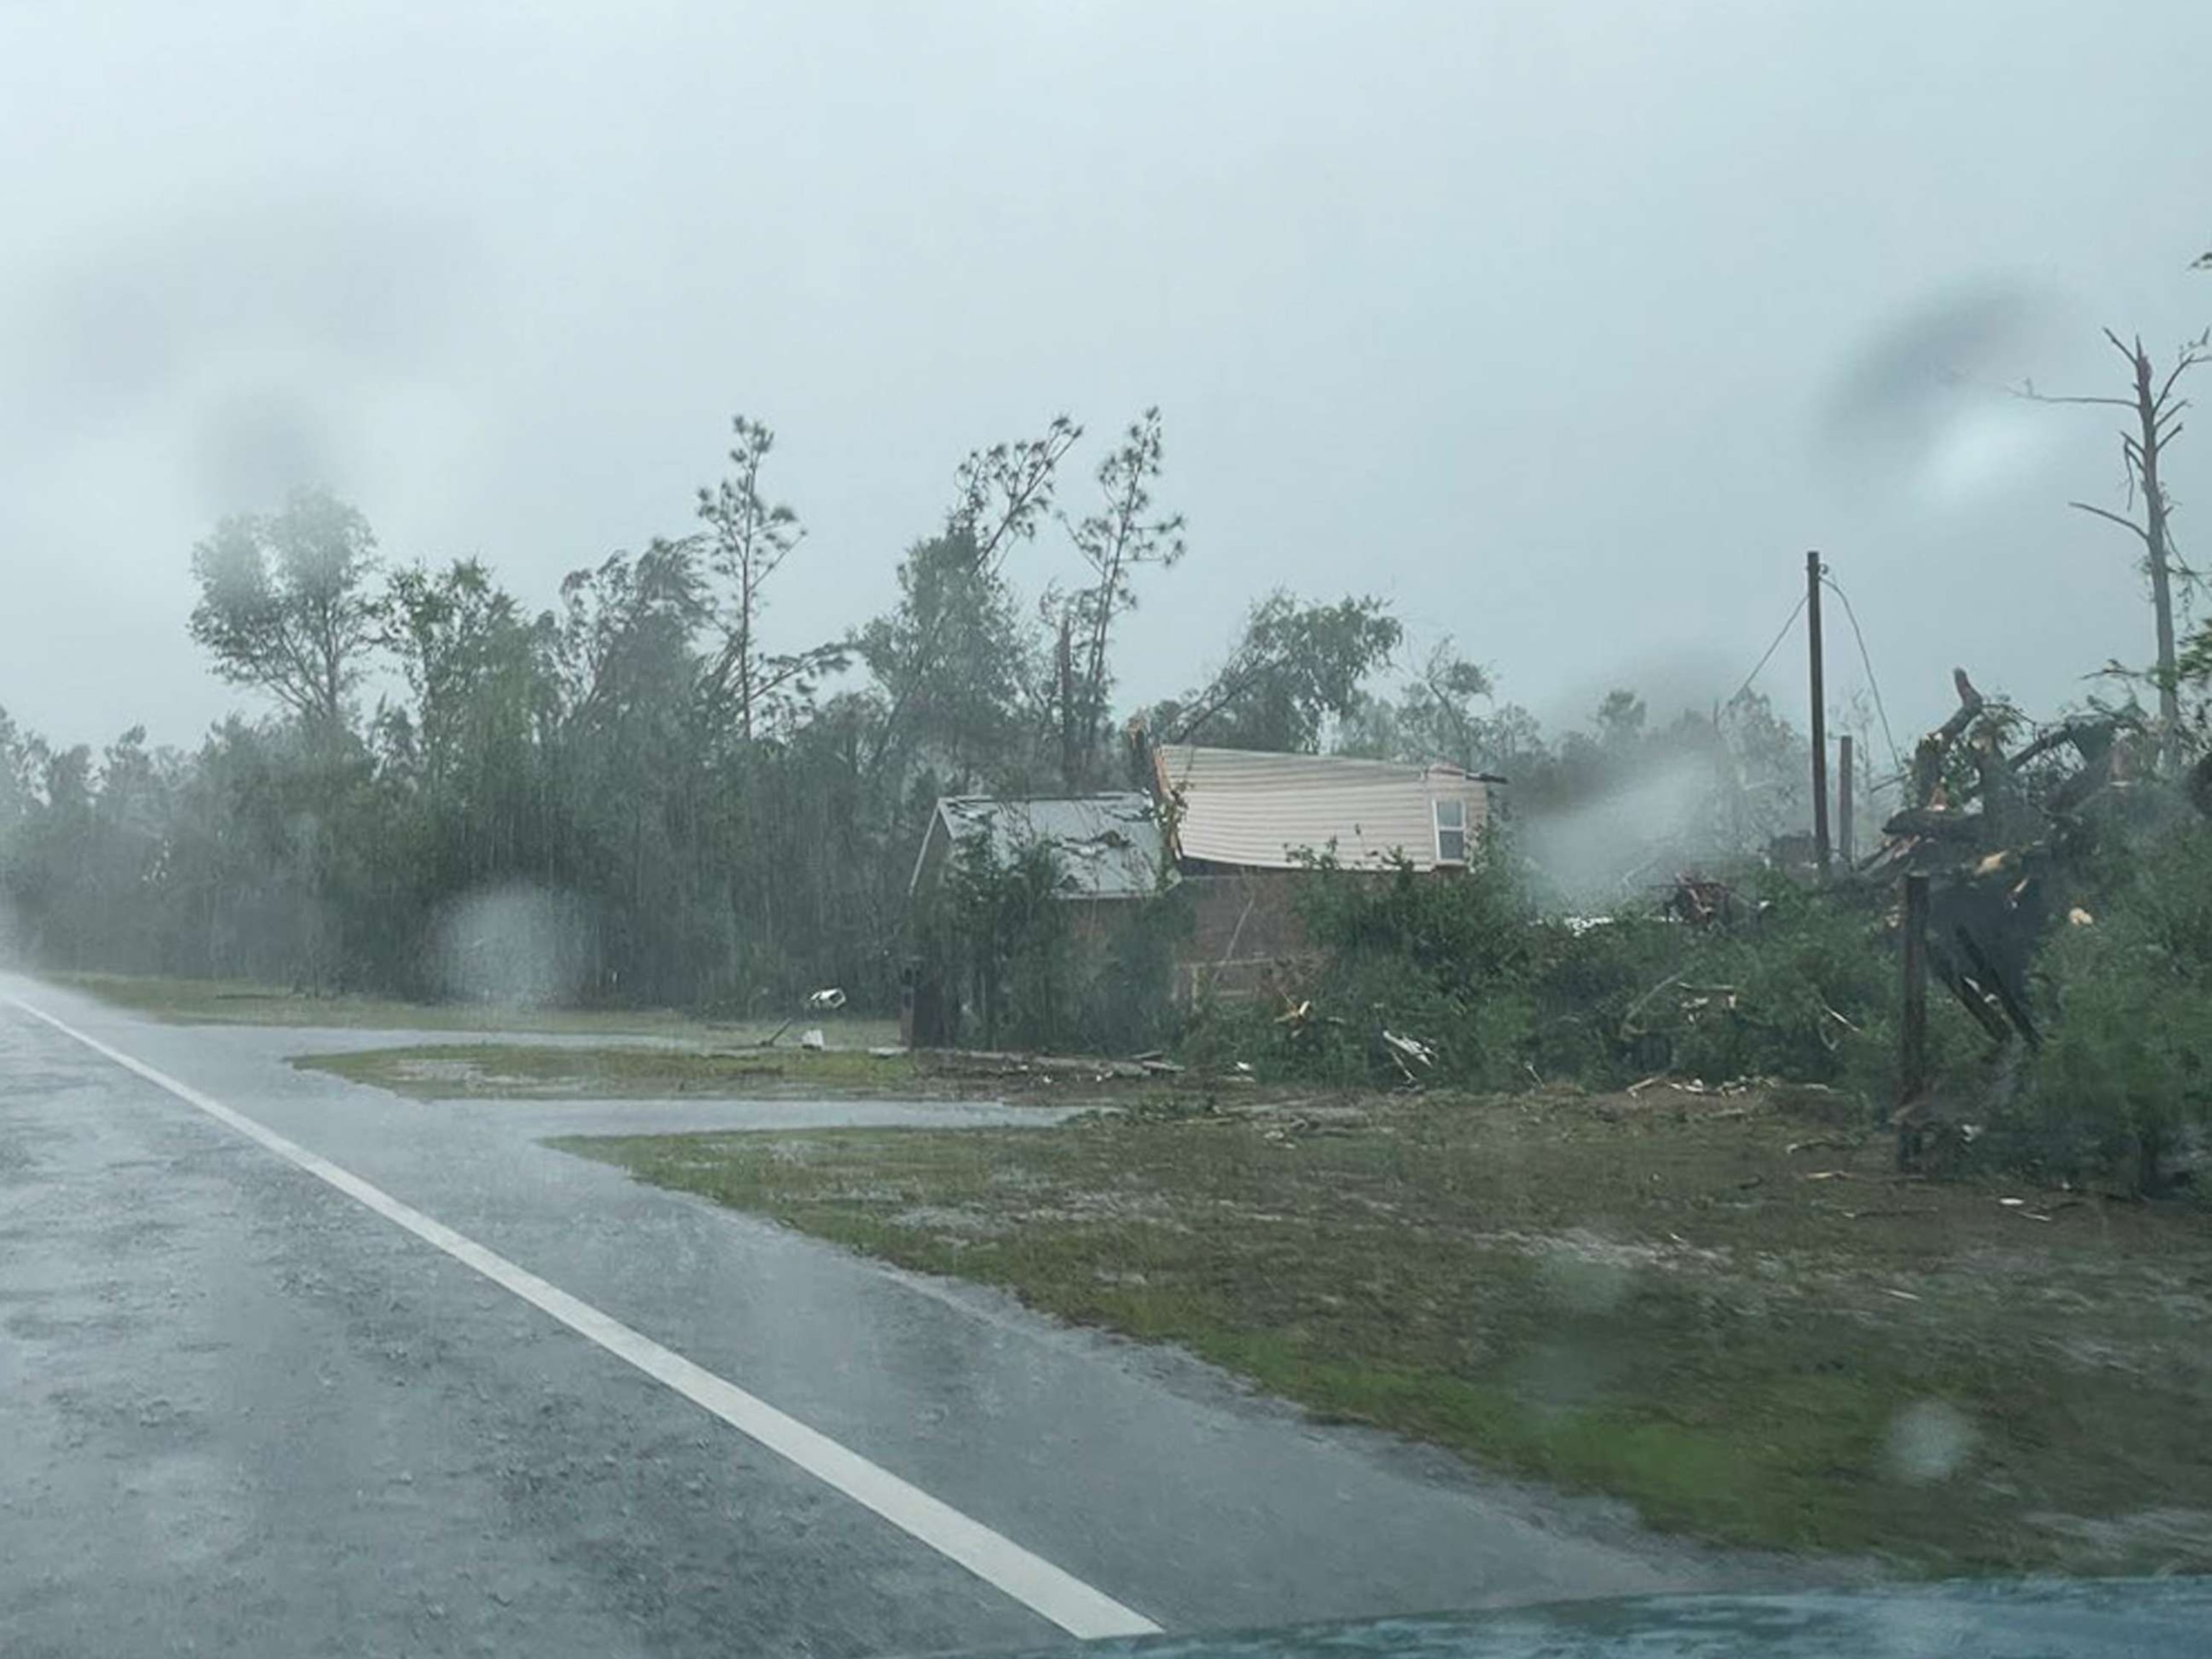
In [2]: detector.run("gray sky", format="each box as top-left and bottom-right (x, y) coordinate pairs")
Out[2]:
(5, 1), (2210, 766)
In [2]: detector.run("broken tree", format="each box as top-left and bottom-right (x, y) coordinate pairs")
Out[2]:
(2025, 328), (2209, 769)
(1872, 669), (2145, 1060)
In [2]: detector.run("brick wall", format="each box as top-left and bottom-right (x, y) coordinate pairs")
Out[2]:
(1174, 871), (1314, 1001)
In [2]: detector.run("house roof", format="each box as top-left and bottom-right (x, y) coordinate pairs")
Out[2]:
(1151, 743), (1493, 872)
(911, 793), (1168, 899)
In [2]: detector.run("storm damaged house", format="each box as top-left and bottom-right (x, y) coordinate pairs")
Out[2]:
(907, 793), (1169, 913)
(906, 748), (1498, 1039)
(1150, 743), (1498, 997)
(904, 793), (1170, 1045)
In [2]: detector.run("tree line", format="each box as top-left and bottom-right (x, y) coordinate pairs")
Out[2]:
(0, 406), (1816, 1012)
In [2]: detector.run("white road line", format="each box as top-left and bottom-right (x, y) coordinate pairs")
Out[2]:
(6, 994), (1160, 1642)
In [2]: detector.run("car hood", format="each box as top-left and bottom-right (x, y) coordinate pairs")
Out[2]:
(995, 1576), (2212, 1659)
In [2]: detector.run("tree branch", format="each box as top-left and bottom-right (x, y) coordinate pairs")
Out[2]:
(1167, 652), (1281, 744)
(2157, 355), (2207, 408)
(2069, 500), (2153, 543)
(2017, 389), (2136, 409)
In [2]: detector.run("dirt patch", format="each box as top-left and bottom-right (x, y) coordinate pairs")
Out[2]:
(292, 1040), (1214, 1105)
(295, 1043), (922, 1101)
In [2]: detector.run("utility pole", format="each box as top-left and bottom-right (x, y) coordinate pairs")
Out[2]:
(1807, 550), (1830, 877)
(1838, 734), (1855, 867)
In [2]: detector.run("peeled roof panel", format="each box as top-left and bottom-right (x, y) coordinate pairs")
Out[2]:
(1154, 744), (1489, 871)
(929, 791), (1167, 898)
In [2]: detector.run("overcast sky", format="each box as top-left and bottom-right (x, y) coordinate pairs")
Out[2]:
(4, 1), (2210, 767)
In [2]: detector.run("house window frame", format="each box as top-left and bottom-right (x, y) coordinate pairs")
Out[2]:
(1432, 795), (1468, 866)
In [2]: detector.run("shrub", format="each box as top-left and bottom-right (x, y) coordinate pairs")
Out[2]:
(913, 832), (1071, 1050)
(916, 830), (1191, 1056)
(1665, 877), (1895, 1089)
(1280, 842), (1542, 1089)
(1069, 884), (1192, 1056)
(1524, 914), (1683, 1086)
(1195, 844), (1956, 1108)
(2004, 823), (2212, 1192)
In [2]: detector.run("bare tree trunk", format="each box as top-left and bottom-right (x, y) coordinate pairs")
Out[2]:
(1056, 613), (1079, 791)
(2031, 330), (2206, 773)
(2131, 341), (2184, 766)
(737, 588), (755, 745)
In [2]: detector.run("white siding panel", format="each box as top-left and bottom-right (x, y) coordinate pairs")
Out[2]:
(1154, 745), (1491, 872)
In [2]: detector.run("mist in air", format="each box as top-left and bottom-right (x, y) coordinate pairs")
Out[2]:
(3, 4), (2208, 754)
(0, 1), (2207, 1003)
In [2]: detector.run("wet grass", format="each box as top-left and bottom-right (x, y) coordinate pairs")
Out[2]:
(296, 1041), (923, 1100)
(50, 971), (897, 1047)
(558, 1086), (2212, 1574)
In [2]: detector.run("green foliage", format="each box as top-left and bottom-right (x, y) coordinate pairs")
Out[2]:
(918, 830), (1073, 1050)
(1656, 881), (1896, 1092)
(2005, 823), (2212, 1192)
(188, 486), (380, 730)
(1333, 637), (1521, 775)
(1192, 811), (2212, 1200)
(1592, 688), (1647, 751)
(855, 532), (1037, 788)
(1521, 914), (1683, 1084)
(1263, 841), (1543, 1089)
(1188, 842), (1938, 1110)
(1070, 884), (1192, 1055)
(1050, 407), (1187, 789)
(912, 820), (1190, 1056)
(694, 414), (844, 742)
(5, 411), (1153, 1009)
(1153, 590), (1403, 755)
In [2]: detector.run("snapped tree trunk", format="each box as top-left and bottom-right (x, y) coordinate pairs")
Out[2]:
(2131, 341), (2184, 767)
(2031, 329), (2206, 773)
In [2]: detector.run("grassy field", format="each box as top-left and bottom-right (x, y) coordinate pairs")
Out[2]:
(559, 1084), (2212, 1575)
(50, 971), (899, 1048)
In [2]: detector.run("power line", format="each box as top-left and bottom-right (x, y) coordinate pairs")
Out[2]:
(1821, 573), (1905, 781)
(1723, 591), (1808, 711)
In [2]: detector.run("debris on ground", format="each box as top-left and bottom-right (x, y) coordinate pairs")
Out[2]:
(1663, 872), (1740, 929)
(1378, 1029), (1437, 1084)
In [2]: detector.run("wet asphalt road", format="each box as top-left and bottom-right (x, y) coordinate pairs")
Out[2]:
(1, 979), (1763, 1657)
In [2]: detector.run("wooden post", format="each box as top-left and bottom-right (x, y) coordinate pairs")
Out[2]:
(1899, 871), (1930, 1166)
(1807, 551), (1829, 877)
(1838, 734), (1855, 867)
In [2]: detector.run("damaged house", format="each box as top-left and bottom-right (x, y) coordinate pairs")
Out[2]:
(907, 793), (1169, 912)
(906, 747), (1498, 1042)
(1151, 743), (1498, 998)
(904, 793), (1170, 1045)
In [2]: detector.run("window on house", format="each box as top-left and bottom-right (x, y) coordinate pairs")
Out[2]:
(1433, 796), (1467, 866)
